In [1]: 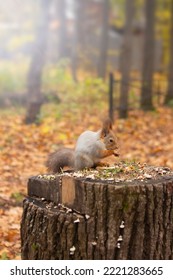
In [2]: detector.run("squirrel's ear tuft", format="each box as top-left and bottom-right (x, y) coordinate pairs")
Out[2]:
(101, 118), (113, 137)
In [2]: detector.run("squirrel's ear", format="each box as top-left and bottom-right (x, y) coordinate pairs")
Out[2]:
(101, 118), (113, 137)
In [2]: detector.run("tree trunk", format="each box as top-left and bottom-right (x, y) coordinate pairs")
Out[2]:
(76, 0), (86, 49)
(21, 173), (173, 260)
(70, 0), (79, 82)
(119, 0), (135, 119)
(56, 0), (68, 59)
(25, 0), (50, 124)
(165, 0), (173, 105)
(140, 0), (156, 110)
(97, 0), (109, 79)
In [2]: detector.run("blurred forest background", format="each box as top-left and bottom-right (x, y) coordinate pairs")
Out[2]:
(1, 0), (173, 260)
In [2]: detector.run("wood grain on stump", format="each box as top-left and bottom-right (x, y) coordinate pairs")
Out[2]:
(21, 168), (173, 260)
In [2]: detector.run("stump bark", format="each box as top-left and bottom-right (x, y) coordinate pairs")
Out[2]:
(21, 173), (173, 260)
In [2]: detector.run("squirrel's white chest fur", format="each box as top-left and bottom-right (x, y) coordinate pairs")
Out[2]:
(75, 130), (105, 159)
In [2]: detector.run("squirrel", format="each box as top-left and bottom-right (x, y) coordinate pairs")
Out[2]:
(46, 118), (119, 173)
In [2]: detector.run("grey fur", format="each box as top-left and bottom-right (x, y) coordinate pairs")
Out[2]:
(46, 148), (74, 173)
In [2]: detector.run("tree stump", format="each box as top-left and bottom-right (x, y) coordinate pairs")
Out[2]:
(21, 165), (173, 260)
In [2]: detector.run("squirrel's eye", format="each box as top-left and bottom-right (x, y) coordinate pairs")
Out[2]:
(109, 139), (114, 143)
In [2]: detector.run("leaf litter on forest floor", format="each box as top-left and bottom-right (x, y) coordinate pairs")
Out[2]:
(0, 107), (173, 259)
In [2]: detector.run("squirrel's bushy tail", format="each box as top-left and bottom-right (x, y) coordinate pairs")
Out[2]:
(46, 148), (74, 173)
